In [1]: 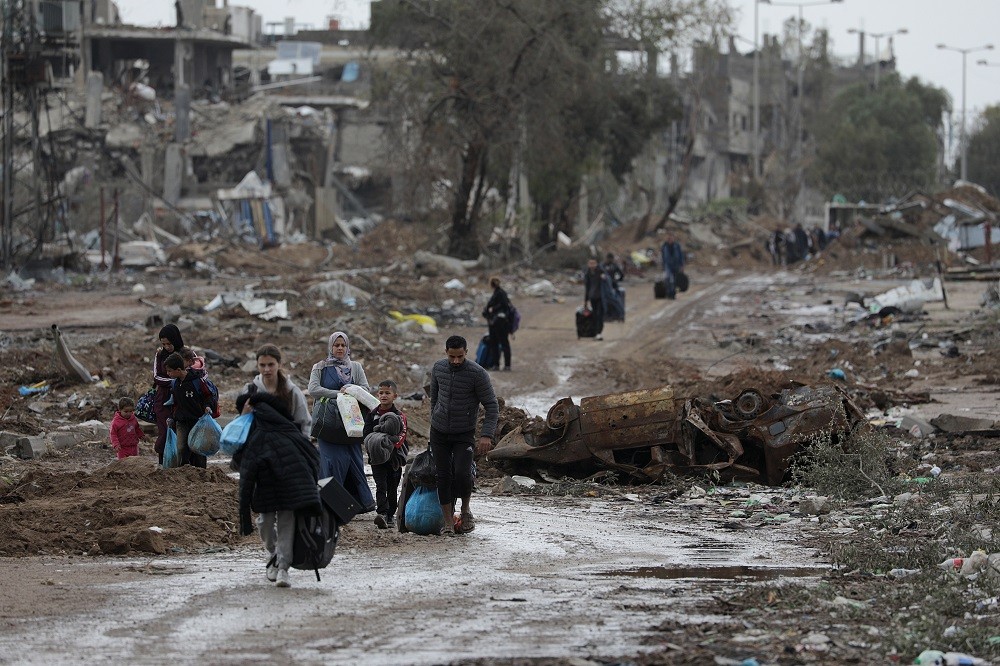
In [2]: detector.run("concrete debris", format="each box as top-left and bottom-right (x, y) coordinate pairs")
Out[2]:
(929, 414), (997, 434)
(523, 280), (556, 297)
(204, 290), (288, 320)
(51, 325), (96, 384)
(307, 280), (372, 307)
(869, 278), (944, 314)
(413, 250), (480, 276)
(3, 272), (36, 291)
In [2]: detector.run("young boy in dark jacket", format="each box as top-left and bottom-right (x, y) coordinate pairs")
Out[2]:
(164, 352), (211, 468)
(235, 391), (321, 588)
(362, 380), (408, 529)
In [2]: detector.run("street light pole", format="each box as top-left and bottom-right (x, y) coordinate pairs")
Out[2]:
(752, 0), (761, 178)
(938, 42), (994, 181)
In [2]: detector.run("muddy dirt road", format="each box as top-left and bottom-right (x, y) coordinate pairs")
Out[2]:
(1, 269), (996, 665)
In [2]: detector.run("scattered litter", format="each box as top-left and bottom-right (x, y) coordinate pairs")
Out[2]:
(18, 382), (49, 397)
(388, 311), (438, 334)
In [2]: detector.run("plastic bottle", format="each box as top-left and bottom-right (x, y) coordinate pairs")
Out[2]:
(938, 557), (963, 572)
(914, 650), (987, 665)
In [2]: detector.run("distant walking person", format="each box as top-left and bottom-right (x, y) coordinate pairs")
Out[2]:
(482, 276), (512, 371)
(660, 233), (685, 300)
(583, 258), (607, 340)
(429, 335), (499, 535)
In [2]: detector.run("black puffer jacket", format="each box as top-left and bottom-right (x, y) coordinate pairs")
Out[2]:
(429, 358), (498, 438)
(238, 393), (320, 535)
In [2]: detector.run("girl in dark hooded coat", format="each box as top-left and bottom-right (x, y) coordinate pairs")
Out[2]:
(236, 390), (321, 588)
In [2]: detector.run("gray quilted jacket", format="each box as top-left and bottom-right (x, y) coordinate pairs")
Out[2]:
(429, 358), (499, 438)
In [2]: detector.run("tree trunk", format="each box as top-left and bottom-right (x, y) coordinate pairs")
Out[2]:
(448, 141), (487, 259)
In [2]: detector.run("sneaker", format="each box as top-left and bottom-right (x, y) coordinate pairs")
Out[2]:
(594, 334), (603, 341)
(385, 515), (396, 529)
(265, 556), (278, 583)
(276, 569), (290, 588)
(374, 514), (388, 529)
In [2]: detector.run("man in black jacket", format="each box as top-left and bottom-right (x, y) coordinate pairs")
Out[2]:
(429, 335), (499, 536)
(236, 391), (320, 588)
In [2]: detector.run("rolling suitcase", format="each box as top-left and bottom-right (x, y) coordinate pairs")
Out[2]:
(654, 280), (667, 299)
(576, 307), (598, 338)
(676, 271), (689, 293)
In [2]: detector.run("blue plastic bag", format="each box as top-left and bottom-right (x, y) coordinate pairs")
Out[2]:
(220, 413), (254, 455)
(189, 413), (222, 456)
(163, 428), (180, 469)
(404, 486), (444, 536)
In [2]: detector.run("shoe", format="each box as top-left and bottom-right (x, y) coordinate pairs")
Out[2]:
(455, 512), (476, 534)
(276, 569), (290, 588)
(385, 515), (396, 529)
(502, 367), (511, 372)
(594, 334), (603, 340)
(361, 503), (377, 514)
(439, 525), (455, 536)
(265, 555), (278, 582)
(374, 514), (388, 529)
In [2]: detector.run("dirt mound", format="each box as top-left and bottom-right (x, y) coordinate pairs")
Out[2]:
(0, 456), (249, 557)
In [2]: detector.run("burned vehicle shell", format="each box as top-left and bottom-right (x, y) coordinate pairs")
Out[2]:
(490, 385), (866, 485)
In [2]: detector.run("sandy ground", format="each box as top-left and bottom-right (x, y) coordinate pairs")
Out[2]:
(1, 264), (997, 665)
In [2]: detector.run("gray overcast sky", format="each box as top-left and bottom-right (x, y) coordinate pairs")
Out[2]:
(120, 0), (998, 120)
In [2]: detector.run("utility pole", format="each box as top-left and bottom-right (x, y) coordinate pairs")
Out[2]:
(1, 0), (57, 270)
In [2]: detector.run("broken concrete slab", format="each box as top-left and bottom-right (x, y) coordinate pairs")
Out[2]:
(799, 496), (831, 515)
(84, 72), (103, 128)
(15, 436), (47, 459)
(930, 414), (997, 433)
(413, 250), (480, 276)
(306, 279), (372, 306)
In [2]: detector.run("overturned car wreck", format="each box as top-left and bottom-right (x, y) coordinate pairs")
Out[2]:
(491, 385), (868, 485)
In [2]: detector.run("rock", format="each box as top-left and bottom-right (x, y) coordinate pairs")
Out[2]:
(799, 496), (830, 515)
(510, 475), (536, 487)
(97, 536), (130, 555)
(0, 430), (22, 451)
(131, 283), (146, 294)
(241, 359), (258, 374)
(15, 436), (46, 459)
(47, 432), (79, 450)
(413, 250), (479, 276)
(492, 476), (536, 495)
(893, 492), (914, 506)
(132, 528), (167, 555)
(176, 317), (195, 333)
(524, 280), (556, 297)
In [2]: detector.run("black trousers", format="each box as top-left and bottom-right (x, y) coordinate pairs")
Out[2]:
(487, 322), (511, 369)
(371, 460), (402, 517)
(430, 428), (475, 507)
(589, 297), (604, 336)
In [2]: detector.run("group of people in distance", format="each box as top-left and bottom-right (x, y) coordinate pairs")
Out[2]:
(112, 325), (499, 588)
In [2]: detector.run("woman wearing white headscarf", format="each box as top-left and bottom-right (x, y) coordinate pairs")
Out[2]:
(308, 331), (375, 511)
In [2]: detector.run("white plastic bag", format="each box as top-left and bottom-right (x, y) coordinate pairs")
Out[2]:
(342, 384), (379, 411)
(336, 393), (365, 438)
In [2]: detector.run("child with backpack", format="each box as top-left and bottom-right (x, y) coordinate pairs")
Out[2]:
(109, 396), (145, 459)
(234, 390), (321, 588)
(362, 380), (408, 530)
(163, 352), (215, 468)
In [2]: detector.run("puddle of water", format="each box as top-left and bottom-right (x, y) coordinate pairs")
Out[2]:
(599, 565), (828, 581)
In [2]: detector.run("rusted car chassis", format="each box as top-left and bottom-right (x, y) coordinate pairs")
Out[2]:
(490, 385), (867, 485)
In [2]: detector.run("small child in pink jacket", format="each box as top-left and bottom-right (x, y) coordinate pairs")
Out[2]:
(110, 396), (145, 459)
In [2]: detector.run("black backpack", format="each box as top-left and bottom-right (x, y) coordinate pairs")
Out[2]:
(289, 503), (339, 581)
